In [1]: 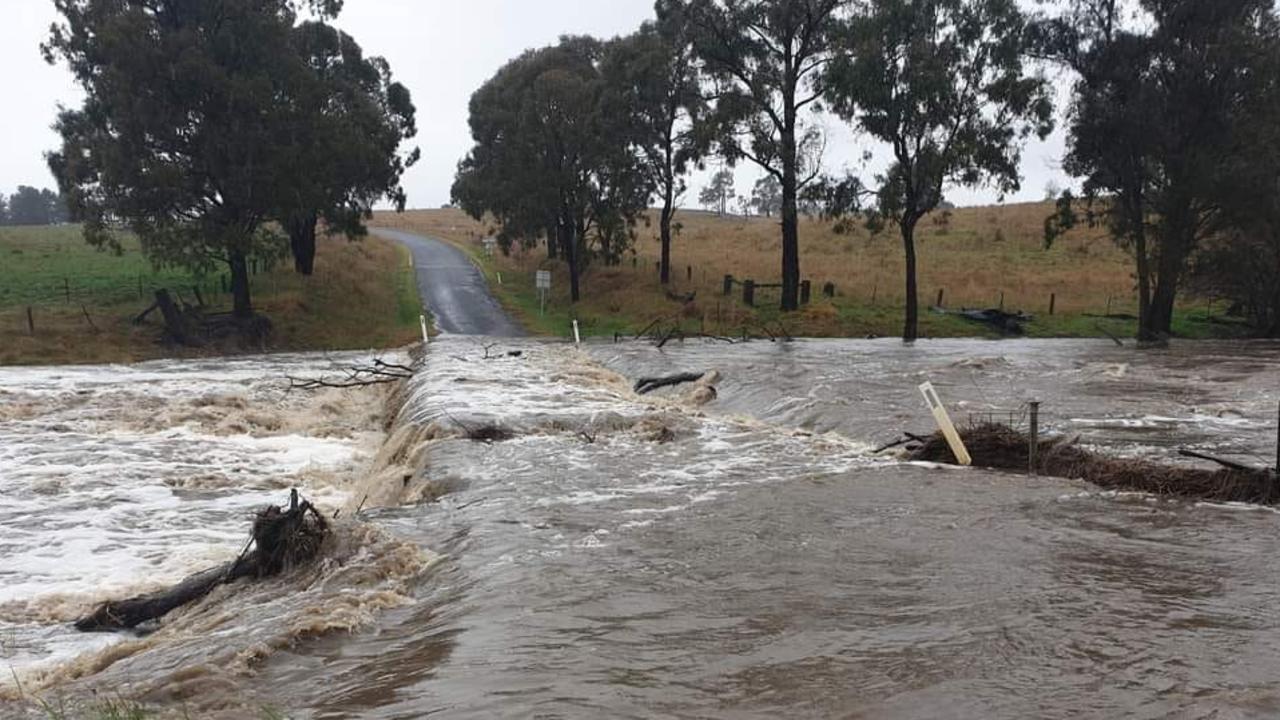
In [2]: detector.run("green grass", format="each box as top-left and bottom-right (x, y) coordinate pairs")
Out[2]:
(0, 224), (423, 365)
(0, 225), (208, 308)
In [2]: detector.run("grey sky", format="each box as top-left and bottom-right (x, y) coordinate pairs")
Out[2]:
(2, 0), (1071, 210)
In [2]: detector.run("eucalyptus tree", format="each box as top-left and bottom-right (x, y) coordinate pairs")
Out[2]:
(44, 0), (342, 319)
(1040, 0), (1280, 339)
(823, 0), (1053, 341)
(681, 0), (849, 311)
(452, 37), (651, 303)
(698, 168), (737, 215)
(603, 10), (710, 285)
(751, 175), (783, 217)
(278, 21), (418, 275)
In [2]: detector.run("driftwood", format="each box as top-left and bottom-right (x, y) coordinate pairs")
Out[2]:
(665, 289), (697, 304)
(909, 424), (1280, 505)
(75, 491), (329, 632)
(634, 372), (706, 395)
(957, 309), (1031, 335)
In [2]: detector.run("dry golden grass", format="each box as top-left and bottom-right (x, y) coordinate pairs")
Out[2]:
(0, 233), (422, 366)
(375, 201), (1150, 338)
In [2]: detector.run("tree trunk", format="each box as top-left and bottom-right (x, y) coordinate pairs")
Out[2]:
(546, 225), (558, 260)
(1134, 222), (1154, 341)
(229, 250), (253, 319)
(287, 211), (319, 275)
(561, 216), (581, 303)
(1146, 206), (1194, 337)
(903, 220), (919, 342)
(780, 113), (800, 312)
(659, 191), (674, 286)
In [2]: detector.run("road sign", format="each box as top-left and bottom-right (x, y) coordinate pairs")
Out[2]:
(536, 270), (551, 316)
(482, 237), (498, 257)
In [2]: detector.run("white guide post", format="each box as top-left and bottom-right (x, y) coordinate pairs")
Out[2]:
(420, 314), (430, 345)
(919, 382), (971, 466)
(572, 319), (581, 346)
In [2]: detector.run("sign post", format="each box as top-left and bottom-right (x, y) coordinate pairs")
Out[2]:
(535, 270), (551, 316)
(482, 237), (497, 257)
(919, 382), (971, 466)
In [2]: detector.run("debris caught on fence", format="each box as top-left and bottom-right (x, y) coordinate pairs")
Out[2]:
(908, 423), (1280, 505)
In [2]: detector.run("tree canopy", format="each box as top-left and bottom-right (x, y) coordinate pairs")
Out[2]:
(278, 20), (419, 275)
(453, 37), (651, 303)
(44, 0), (415, 323)
(822, 0), (1053, 341)
(1041, 0), (1280, 340)
(602, 11), (711, 285)
(683, 0), (849, 310)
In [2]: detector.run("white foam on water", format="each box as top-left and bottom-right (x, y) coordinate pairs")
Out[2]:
(0, 351), (395, 680)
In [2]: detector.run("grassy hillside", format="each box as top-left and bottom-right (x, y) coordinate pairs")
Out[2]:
(374, 202), (1238, 340)
(0, 225), (422, 365)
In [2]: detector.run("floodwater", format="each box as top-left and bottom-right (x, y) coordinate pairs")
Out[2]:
(3, 338), (1280, 718)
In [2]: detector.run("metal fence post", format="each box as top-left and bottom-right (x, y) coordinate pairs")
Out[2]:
(1029, 401), (1041, 475)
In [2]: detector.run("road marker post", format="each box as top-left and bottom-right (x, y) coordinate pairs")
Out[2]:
(919, 382), (971, 466)
(572, 320), (581, 346)
(420, 314), (429, 345)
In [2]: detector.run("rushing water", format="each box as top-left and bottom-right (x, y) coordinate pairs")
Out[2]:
(3, 339), (1280, 718)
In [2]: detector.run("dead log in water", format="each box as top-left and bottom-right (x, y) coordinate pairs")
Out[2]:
(908, 424), (1280, 505)
(634, 372), (707, 395)
(75, 491), (329, 632)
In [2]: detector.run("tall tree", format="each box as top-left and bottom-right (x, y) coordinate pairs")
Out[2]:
(453, 37), (651, 303)
(824, 0), (1053, 341)
(278, 21), (419, 275)
(683, 0), (848, 311)
(698, 167), (736, 215)
(1040, 0), (1279, 339)
(44, 0), (339, 319)
(603, 10), (710, 285)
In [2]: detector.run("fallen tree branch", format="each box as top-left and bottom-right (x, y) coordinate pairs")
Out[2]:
(287, 357), (416, 390)
(75, 490), (328, 632)
(1178, 449), (1258, 472)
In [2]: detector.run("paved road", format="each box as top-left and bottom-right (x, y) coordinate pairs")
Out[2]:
(372, 228), (523, 337)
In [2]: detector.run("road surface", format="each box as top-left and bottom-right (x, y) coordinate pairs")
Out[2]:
(372, 228), (523, 337)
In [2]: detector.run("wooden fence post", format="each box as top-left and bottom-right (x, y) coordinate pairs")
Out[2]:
(723, 275), (734, 296)
(1049, 293), (1056, 316)
(936, 289), (944, 308)
(743, 279), (755, 307)
(823, 282), (835, 298)
(800, 280), (811, 305)
(26, 306), (35, 335)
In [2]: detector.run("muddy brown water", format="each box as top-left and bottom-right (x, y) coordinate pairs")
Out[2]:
(3, 339), (1280, 718)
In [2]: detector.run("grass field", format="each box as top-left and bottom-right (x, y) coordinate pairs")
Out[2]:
(373, 202), (1245, 340)
(0, 225), (423, 365)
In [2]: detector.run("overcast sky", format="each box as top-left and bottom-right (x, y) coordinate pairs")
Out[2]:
(2, 0), (1072, 210)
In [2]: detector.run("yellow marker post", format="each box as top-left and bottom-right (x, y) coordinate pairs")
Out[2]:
(919, 382), (971, 466)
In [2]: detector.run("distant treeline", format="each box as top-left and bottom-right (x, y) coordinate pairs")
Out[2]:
(0, 186), (68, 227)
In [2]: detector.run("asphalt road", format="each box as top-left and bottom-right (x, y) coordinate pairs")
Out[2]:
(371, 228), (523, 337)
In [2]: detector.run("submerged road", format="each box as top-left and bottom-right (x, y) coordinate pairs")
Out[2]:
(371, 227), (523, 337)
